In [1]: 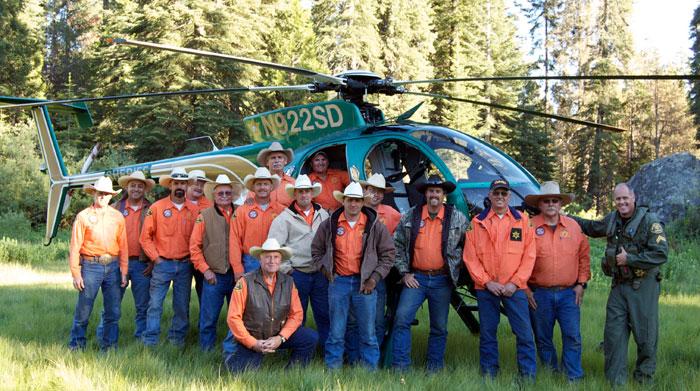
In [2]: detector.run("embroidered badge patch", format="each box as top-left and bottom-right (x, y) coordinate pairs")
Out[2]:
(146, 208), (153, 216)
(122, 210), (129, 217)
(420, 220), (425, 228)
(650, 222), (663, 234)
(560, 230), (569, 238)
(233, 280), (244, 291)
(249, 210), (258, 218)
(195, 215), (204, 224)
(510, 228), (522, 241)
(89, 215), (98, 223)
(163, 209), (172, 218)
(337, 227), (345, 236)
(536, 227), (545, 235)
(244, 198), (254, 205)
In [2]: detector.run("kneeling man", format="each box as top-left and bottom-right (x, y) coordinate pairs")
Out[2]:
(225, 239), (318, 372)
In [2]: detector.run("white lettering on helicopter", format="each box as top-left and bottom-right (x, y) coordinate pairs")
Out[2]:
(105, 164), (152, 182)
(258, 103), (344, 136)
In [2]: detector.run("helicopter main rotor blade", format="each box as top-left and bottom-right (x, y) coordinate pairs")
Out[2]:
(405, 91), (626, 132)
(0, 85), (316, 109)
(111, 38), (346, 86)
(393, 74), (700, 85)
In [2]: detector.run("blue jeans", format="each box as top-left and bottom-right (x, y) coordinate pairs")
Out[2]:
(345, 278), (387, 363)
(530, 286), (583, 380)
(392, 274), (452, 370)
(291, 269), (330, 349)
(97, 259), (151, 341)
(68, 259), (122, 349)
(142, 259), (193, 346)
(199, 269), (234, 351)
(222, 253), (259, 356)
(225, 327), (318, 372)
(325, 274), (379, 369)
(476, 289), (537, 378)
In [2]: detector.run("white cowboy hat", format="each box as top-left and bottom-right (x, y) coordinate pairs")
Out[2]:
(256, 141), (294, 167)
(117, 170), (155, 192)
(359, 173), (395, 193)
(333, 182), (372, 204)
(524, 181), (575, 207)
(285, 174), (322, 199)
(83, 176), (121, 196)
(243, 167), (281, 192)
(187, 169), (212, 185)
(158, 167), (190, 188)
(249, 238), (293, 261)
(204, 174), (241, 202)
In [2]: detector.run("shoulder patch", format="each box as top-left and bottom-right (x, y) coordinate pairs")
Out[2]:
(146, 208), (153, 216)
(528, 220), (533, 228)
(233, 279), (244, 291)
(195, 214), (204, 224)
(244, 198), (254, 205)
(650, 222), (663, 234)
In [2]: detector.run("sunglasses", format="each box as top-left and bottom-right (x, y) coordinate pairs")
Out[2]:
(490, 190), (510, 197)
(542, 198), (560, 205)
(215, 191), (233, 197)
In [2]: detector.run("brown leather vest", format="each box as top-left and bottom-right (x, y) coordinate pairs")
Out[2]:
(201, 206), (231, 274)
(242, 269), (293, 340)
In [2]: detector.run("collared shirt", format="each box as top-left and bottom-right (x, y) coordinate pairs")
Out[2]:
(188, 195), (213, 213)
(227, 275), (303, 349)
(413, 204), (446, 271)
(309, 169), (350, 211)
(334, 212), (367, 276)
(463, 207), (536, 290)
(190, 206), (234, 274)
(294, 203), (315, 226)
(246, 174), (296, 206)
(376, 204), (402, 236)
(121, 200), (144, 258)
(139, 197), (198, 261)
(529, 214), (591, 288)
(229, 199), (285, 274)
(69, 205), (128, 278)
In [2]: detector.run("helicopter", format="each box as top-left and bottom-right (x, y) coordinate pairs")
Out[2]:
(2, 38), (694, 337)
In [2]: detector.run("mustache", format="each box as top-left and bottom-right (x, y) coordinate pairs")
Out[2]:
(174, 189), (185, 197)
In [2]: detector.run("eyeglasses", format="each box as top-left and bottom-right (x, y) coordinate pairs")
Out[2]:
(542, 198), (560, 205)
(490, 190), (510, 197)
(215, 191), (233, 197)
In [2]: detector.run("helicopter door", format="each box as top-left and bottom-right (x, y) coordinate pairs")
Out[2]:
(299, 144), (349, 175)
(363, 139), (438, 214)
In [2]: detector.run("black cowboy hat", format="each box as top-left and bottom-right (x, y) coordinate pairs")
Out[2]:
(416, 174), (457, 193)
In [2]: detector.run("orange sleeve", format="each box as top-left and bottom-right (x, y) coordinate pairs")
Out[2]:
(228, 215), (245, 274)
(509, 219), (536, 288)
(578, 233), (591, 283)
(227, 279), (258, 349)
(341, 171), (350, 187)
(463, 228), (492, 287)
(139, 206), (159, 261)
(117, 214), (129, 275)
(190, 216), (209, 273)
(279, 283), (303, 340)
(69, 213), (86, 279)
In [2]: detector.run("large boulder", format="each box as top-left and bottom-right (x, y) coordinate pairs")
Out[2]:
(628, 152), (700, 224)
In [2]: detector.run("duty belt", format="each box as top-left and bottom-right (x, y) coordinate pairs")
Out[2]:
(414, 269), (446, 276)
(80, 254), (114, 265)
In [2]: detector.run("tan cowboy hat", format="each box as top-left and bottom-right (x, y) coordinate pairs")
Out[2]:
(243, 167), (281, 192)
(257, 141), (294, 167)
(187, 169), (212, 185)
(359, 173), (395, 193)
(524, 181), (575, 207)
(204, 174), (242, 201)
(333, 182), (372, 204)
(249, 238), (293, 261)
(84, 176), (121, 196)
(117, 170), (155, 192)
(158, 167), (190, 188)
(285, 174), (322, 199)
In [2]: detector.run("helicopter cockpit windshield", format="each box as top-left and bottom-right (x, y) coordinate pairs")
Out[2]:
(410, 127), (539, 215)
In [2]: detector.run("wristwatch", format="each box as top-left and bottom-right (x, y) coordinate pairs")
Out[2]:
(576, 282), (588, 289)
(278, 335), (287, 343)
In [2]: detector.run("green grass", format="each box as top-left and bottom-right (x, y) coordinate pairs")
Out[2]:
(1, 229), (699, 390)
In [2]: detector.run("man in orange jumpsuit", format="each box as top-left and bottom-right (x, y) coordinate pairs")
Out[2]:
(224, 238), (318, 372)
(140, 167), (198, 347)
(308, 151), (350, 211)
(68, 176), (128, 351)
(463, 179), (537, 380)
(524, 181), (590, 381)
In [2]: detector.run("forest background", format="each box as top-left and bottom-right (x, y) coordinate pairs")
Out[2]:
(2, 0), (700, 227)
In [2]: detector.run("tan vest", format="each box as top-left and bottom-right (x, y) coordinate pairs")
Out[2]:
(201, 206), (231, 274)
(242, 269), (293, 340)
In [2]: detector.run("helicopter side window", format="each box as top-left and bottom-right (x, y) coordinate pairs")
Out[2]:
(364, 140), (435, 213)
(300, 144), (348, 175)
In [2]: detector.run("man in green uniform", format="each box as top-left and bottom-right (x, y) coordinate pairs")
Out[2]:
(571, 183), (668, 386)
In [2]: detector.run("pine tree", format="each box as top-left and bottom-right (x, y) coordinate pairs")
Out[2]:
(689, 4), (700, 147)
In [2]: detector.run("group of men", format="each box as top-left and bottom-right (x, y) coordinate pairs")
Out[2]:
(68, 141), (668, 386)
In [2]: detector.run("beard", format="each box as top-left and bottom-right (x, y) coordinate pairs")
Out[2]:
(174, 189), (185, 198)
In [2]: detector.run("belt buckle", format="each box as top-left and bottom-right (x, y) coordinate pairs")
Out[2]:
(98, 255), (113, 265)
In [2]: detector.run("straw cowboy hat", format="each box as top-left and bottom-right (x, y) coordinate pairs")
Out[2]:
(204, 174), (241, 201)
(257, 141), (294, 167)
(524, 181), (575, 207)
(333, 182), (373, 204)
(243, 167), (281, 191)
(416, 174), (457, 193)
(83, 176), (121, 195)
(359, 173), (395, 193)
(249, 238), (293, 261)
(117, 170), (155, 192)
(285, 174), (322, 199)
(187, 169), (212, 185)
(158, 167), (190, 187)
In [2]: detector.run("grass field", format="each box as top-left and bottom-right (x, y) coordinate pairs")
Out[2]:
(1, 229), (699, 390)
